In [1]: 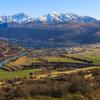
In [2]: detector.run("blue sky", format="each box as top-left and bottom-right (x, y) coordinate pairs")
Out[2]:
(0, 0), (100, 19)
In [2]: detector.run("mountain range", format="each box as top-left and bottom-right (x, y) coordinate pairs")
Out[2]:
(0, 12), (98, 24)
(0, 12), (100, 48)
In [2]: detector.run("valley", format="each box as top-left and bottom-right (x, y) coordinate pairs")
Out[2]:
(0, 41), (99, 100)
(0, 0), (100, 99)
(0, 13), (100, 100)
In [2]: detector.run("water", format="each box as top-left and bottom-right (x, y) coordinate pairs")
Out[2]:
(0, 51), (28, 68)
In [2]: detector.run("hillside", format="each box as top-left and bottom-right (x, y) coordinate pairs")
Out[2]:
(0, 22), (100, 48)
(0, 40), (23, 61)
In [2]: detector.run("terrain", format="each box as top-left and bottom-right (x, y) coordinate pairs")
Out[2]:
(0, 12), (100, 100)
(0, 13), (100, 48)
(0, 41), (100, 79)
(0, 41), (99, 100)
(0, 40), (24, 61)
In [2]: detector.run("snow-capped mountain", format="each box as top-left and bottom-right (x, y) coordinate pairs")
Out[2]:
(35, 12), (96, 23)
(0, 13), (34, 23)
(0, 12), (97, 24)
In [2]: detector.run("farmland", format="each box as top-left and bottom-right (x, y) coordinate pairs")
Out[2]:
(65, 44), (100, 64)
(0, 69), (39, 80)
(0, 43), (100, 100)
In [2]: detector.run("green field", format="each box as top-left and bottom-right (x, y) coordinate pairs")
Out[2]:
(66, 49), (100, 64)
(0, 69), (39, 80)
(42, 56), (81, 63)
(73, 55), (100, 64)
(70, 55), (100, 64)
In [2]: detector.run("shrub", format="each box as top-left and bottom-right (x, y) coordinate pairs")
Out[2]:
(68, 77), (92, 94)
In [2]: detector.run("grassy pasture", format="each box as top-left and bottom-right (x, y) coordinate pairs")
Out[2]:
(66, 48), (100, 64)
(42, 56), (81, 63)
(0, 69), (39, 80)
(7, 56), (82, 67)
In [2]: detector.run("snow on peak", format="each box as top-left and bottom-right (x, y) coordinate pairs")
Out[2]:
(0, 12), (97, 24)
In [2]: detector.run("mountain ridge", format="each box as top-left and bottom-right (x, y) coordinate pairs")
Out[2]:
(0, 12), (100, 48)
(0, 12), (98, 24)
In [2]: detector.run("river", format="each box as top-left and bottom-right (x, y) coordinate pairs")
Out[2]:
(0, 51), (28, 68)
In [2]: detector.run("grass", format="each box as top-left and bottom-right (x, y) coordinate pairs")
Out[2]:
(35, 66), (100, 79)
(6, 56), (82, 68)
(65, 49), (100, 64)
(7, 56), (41, 67)
(31, 58), (42, 62)
(42, 56), (81, 63)
(7, 56), (32, 67)
(0, 66), (100, 80)
(71, 54), (100, 64)
(51, 66), (100, 76)
(0, 69), (39, 80)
